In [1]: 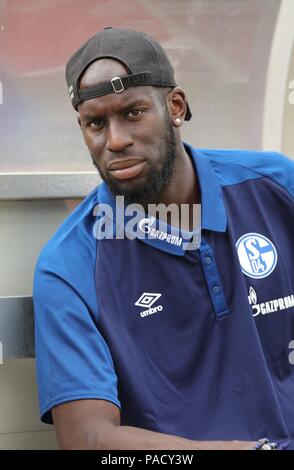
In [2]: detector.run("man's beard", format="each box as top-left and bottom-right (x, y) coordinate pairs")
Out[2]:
(91, 114), (177, 207)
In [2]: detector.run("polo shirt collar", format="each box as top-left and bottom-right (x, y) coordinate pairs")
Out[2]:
(97, 143), (227, 253)
(185, 143), (227, 232)
(97, 183), (199, 255)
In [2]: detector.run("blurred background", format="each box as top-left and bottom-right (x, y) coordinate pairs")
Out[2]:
(0, 0), (293, 449)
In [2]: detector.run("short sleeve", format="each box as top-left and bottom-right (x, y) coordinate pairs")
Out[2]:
(33, 264), (121, 424)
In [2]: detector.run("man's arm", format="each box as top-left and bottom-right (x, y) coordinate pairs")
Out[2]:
(52, 399), (255, 450)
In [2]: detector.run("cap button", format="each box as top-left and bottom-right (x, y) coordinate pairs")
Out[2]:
(104, 26), (113, 30)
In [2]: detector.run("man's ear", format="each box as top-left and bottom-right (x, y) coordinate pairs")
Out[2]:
(77, 113), (81, 128)
(167, 87), (187, 126)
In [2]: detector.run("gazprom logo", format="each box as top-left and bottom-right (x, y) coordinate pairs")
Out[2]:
(249, 286), (257, 305)
(138, 216), (156, 234)
(236, 233), (277, 279)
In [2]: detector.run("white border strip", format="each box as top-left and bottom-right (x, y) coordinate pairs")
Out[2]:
(262, 0), (294, 151)
(0, 172), (99, 200)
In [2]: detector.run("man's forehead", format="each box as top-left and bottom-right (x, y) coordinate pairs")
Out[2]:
(79, 58), (129, 89)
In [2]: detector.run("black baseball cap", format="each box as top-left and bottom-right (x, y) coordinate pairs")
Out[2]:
(65, 27), (192, 120)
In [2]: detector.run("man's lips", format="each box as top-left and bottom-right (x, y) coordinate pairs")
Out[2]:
(108, 158), (146, 180)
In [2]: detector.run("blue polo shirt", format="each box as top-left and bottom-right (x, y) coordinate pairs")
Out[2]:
(33, 144), (294, 449)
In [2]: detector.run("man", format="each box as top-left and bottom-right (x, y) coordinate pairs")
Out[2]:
(33, 27), (294, 450)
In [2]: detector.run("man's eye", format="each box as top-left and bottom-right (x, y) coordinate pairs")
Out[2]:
(128, 109), (143, 119)
(89, 119), (104, 128)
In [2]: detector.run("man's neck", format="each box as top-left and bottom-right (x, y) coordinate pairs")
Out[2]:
(149, 142), (201, 231)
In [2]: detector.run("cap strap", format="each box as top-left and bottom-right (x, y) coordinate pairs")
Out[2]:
(78, 72), (161, 102)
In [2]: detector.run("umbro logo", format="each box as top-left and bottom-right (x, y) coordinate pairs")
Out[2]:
(135, 292), (161, 308)
(135, 292), (163, 318)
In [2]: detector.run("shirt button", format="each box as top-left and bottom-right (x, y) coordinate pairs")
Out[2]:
(213, 285), (220, 295)
(205, 256), (212, 264)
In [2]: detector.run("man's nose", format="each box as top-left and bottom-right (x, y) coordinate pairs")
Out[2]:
(106, 120), (133, 152)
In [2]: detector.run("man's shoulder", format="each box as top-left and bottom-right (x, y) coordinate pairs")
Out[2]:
(196, 148), (294, 194)
(197, 147), (292, 173)
(36, 185), (99, 271)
